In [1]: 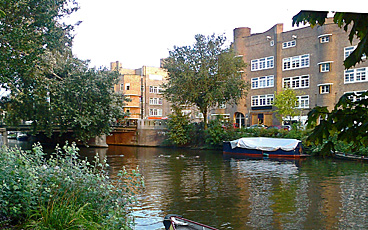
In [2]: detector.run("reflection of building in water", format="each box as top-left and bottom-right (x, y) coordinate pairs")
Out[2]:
(230, 159), (310, 229)
(338, 173), (368, 229)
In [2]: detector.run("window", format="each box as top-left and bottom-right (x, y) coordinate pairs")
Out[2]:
(344, 90), (368, 102)
(319, 62), (331, 72)
(251, 94), (274, 107)
(282, 40), (296, 49)
(319, 34), (331, 43)
(149, 86), (162, 94)
(120, 84), (124, 91)
(149, 97), (163, 105)
(149, 108), (162, 116)
(251, 75), (274, 89)
(345, 46), (356, 59)
(181, 110), (191, 117)
(195, 111), (204, 118)
(283, 75), (309, 89)
(251, 56), (274, 71)
(344, 46), (366, 60)
(283, 54), (310, 70)
(297, 95), (309, 108)
(125, 83), (130, 90)
(344, 67), (368, 84)
(319, 84), (331, 94)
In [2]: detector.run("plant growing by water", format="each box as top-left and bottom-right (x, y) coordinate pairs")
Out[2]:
(0, 143), (144, 229)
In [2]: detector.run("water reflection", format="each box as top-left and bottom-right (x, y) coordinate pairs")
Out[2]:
(79, 146), (368, 230)
(9, 141), (368, 229)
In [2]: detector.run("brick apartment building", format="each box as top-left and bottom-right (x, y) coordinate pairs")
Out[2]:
(111, 61), (226, 123)
(110, 61), (171, 123)
(229, 18), (368, 128)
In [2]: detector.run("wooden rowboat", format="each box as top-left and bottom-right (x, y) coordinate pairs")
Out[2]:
(163, 214), (218, 230)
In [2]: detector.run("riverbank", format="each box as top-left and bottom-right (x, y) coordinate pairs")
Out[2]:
(0, 143), (144, 229)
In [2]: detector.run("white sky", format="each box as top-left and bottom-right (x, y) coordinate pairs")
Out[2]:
(63, 0), (364, 69)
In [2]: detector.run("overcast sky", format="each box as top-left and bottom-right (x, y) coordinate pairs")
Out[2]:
(63, 0), (363, 69)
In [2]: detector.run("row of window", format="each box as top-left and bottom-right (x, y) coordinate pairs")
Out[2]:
(251, 46), (362, 74)
(251, 94), (310, 108)
(251, 75), (274, 89)
(149, 97), (163, 105)
(120, 85), (163, 94)
(149, 86), (163, 94)
(251, 56), (274, 71)
(344, 67), (368, 84)
(283, 54), (310, 71)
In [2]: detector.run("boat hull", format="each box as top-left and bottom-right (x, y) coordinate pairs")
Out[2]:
(223, 141), (305, 159)
(163, 214), (218, 230)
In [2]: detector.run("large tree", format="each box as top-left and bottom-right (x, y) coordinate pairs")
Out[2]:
(0, 0), (127, 142)
(273, 88), (299, 125)
(293, 11), (368, 154)
(162, 34), (248, 129)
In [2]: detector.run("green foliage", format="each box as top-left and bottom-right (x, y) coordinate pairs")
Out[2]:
(293, 11), (368, 155)
(205, 119), (229, 147)
(166, 108), (192, 146)
(273, 88), (299, 124)
(0, 0), (128, 143)
(306, 92), (368, 155)
(292, 11), (368, 69)
(0, 143), (143, 229)
(163, 34), (248, 129)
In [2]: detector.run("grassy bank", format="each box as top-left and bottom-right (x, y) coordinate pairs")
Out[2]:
(0, 143), (143, 229)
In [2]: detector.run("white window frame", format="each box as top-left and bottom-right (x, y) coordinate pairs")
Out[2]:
(283, 54), (310, 71)
(125, 83), (130, 90)
(318, 84), (332, 94)
(283, 75), (309, 89)
(149, 85), (162, 94)
(344, 90), (368, 102)
(318, 61), (333, 72)
(149, 108), (162, 116)
(282, 40), (296, 49)
(251, 75), (274, 89)
(251, 94), (274, 107)
(296, 95), (309, 108)
(345, 46), (367, 60)
(149, 97), (163, 105)
(251, 56), (274, 71)
(318, 34), (331, 43)
(344, 67), (368, 84)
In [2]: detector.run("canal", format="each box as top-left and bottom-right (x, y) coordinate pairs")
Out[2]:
(9, 140), (368, 229)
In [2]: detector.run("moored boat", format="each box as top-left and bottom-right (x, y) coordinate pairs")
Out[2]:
(334, 152), (368, 162)
(223, 137), (307, 159)
(163, 214), (218, 230)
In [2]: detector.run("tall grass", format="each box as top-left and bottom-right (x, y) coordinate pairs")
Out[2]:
(0, 143), (143, 229)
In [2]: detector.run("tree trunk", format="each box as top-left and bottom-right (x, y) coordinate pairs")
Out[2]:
(203, 110), (208, 130)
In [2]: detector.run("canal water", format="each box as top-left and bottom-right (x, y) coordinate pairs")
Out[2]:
(9, 140), (368, 229)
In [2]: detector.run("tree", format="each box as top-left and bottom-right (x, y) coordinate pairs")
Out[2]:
(162, 34), (248, 129)
(293, 11), (368, 154)
(273, 88), (299, 125)
(0, 0), (128, 142)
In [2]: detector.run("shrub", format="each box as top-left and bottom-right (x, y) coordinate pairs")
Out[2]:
(0, 143), (143, 229)
(166, 112), (192, 146)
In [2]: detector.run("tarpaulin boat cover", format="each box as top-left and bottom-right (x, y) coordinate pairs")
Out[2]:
(230, 137), (301, 152)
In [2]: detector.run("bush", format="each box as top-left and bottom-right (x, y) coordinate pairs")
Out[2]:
(166, 112), (192, 146)
(0, 143), (143, 229)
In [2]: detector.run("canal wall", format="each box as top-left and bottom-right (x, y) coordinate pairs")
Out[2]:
(106, 119), (168, 147)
